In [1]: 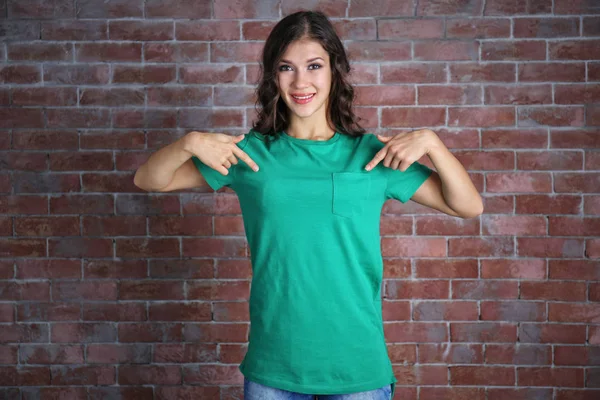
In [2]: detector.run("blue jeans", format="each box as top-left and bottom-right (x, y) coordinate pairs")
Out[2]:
(244, 377), (393, 400)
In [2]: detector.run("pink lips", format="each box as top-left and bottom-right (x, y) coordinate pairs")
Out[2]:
(291, 93), (315, 104)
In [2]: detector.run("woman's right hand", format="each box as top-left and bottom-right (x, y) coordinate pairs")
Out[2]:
(185, 131), (259, 176)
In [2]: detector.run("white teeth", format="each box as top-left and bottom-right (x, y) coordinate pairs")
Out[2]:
(292, 94), (314, 99)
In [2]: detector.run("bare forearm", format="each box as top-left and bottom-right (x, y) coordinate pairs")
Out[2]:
(134, 133), (196, 191)
(427, 133), (484, 218)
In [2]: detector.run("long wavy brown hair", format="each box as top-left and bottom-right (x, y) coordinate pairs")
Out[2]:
(251, 10), (366, 138)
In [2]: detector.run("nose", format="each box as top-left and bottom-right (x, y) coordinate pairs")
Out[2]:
(292, 69), (310, 89)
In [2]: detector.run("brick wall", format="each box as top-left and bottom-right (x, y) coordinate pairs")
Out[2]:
(1, 0), (599, 399)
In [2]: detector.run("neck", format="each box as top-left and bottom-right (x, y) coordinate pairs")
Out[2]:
(285, 118), (335, 141)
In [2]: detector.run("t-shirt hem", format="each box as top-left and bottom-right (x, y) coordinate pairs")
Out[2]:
(191, 156), (224, 191)
(399, 167), (433, 203)
(240, 368), (397, 395)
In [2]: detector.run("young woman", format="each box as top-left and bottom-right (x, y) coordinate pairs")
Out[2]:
(134, 10), (483, 400)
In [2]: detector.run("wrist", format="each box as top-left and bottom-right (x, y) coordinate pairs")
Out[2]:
(181, 131), (203, 156)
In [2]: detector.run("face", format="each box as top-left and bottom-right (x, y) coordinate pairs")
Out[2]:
(275, 38), (332, 121)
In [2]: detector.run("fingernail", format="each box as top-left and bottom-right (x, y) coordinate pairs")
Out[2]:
(253, 166), (259, 172)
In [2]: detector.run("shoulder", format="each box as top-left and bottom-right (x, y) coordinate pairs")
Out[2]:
(351, 132), (385, 153)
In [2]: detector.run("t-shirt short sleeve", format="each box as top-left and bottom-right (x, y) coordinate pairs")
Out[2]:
(190, 133), (250, 191)
(385, 161), (433, 203)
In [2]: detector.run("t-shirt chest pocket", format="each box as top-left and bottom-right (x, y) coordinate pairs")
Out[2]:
(332, 172), (372, 218)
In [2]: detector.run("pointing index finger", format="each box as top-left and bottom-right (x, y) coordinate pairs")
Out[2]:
(232, 146), (260, 172)
(365, 147), (388, 171)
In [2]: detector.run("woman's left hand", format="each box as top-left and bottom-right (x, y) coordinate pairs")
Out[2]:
(364, 129), (440, 172)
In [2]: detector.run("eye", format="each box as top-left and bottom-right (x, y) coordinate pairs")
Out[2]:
(278, 64), (323, 71)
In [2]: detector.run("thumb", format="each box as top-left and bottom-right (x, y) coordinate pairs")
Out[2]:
(233, 134), (245, 142)
(376, 134), (392, 143)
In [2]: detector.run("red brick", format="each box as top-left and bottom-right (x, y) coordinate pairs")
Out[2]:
(482, 128), (548, 148)
(550, 40), (600, 60)
(76, 43), (141, 62)
(8, 43), (71, 61)
(482, 215), (546, 235)
(416, 259), (478, 279)
(109, 20), (173, 41)
(518, 62), (586, 82)
(556, 84), (600, 104)
(481, 301), (546, 321)
(482, 41), (546, 61)
(381, 63), (446, 83)
(555, 346), (600, 365)
(355, 85), (415, 106)
(77, 0), (143, 18)
(348, 1), (414, 17)
(488, 388), (552, 400)
(0, 64), (42, 84)
(518, 367), (584, 387)
(145, 43), (208, 63)
(385, 280), (449, 299)
(517, 150), (583, 170)
(332, 19), (377, 40)
(587, 104), (600, 126)
(382, 107), (446, 127)
(449, 237), (514, 257)
(486, 344), (551, 365)
(385, 322), (448, 342)
(417, 0), (484, 16)
(446, 18), (510, 38)
(416, 215), (480, 235)
(519, 106), (584, 127)
(419, 85), (481, 105)
(516, 194), (581, 214)
(583, 17), (600, 36)
(382, 300), (411, 321)
(449, 106), (514, 127)
(514, 18), (580, 38)
(485, 84), (552, 105)
(347, 41), (411, 61)
(520, 323), (586, 344)
(419, 343), (483, 364)
(187, 280), (249, 301)
(214, 0), (278, 18)
(521, 281), (586, 301)
(549, 303), (600, 323)
(41, 20), (107, 40)
(549, 216), (600, 236)
(452, 280), (518, 299)
(556, 389), (600, 400)
(451, 366), (514, 385)
(517, 237), (584, 258)
(485, 0), (552, 15)
(118, 365), (181, 385)
(146, 0), (211, 18)
(176, 20), (239, 41)
(555, 172), (600, 193)
(481, 259), (546, 279)
(8, 0), (74, 18)
(421, 387), (486, 400)
(378, 18), (444, 39)
(415, 40), (479, 61)
(413, 301), (478, 320)
(554, 0), (600, 14)
(149, 302), (211, 322)
(388, 343), (417, 364)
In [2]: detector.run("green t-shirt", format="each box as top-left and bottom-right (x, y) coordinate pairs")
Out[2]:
(192, 129), (433, 396)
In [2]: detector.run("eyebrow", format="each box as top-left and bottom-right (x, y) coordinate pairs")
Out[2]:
(279, 57), (325, 65)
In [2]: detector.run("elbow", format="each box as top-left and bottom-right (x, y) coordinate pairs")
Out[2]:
(459, 202), (484, 219)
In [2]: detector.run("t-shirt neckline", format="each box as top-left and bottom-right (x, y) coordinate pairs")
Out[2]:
(280, 130), (341, 145)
